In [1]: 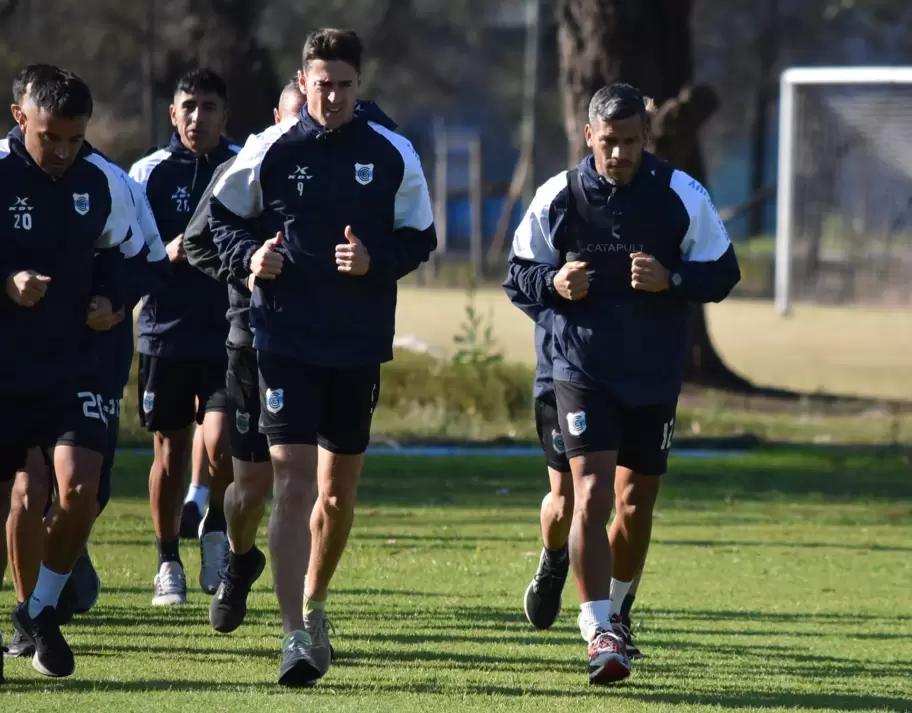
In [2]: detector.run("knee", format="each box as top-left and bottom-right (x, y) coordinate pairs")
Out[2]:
(12, 472), (50, 512)
(318, 485), (356, 518)
(550, 493), (574, 524)
(58, 479), (100, 510)
(236, 470), (272, 508)
(615, 488), (657, 524)
(574, 478), (614, 522)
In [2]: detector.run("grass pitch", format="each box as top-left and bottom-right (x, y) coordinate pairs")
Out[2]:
(2, 448), (911, 712)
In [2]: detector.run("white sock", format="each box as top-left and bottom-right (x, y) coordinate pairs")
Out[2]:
(185, 484), (209, 515)
(28, 564), (71, 618)
(579, 600), (611, 640)
(609, 579), (634, 618)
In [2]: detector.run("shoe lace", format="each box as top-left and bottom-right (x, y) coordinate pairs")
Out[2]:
(534, 553), (568, 591)
(284, 632), (312, 657)
(593, 627), (624, 654)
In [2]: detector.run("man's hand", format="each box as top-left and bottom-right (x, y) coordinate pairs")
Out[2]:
(335, 226), (370, 276)
(552, 261), (589, 301)
(5, 270), (51, 307)
(250, 231), (285, 279)
(86, 296), (122, 331)
(166, 234), (186, 263)
(630, 252), (670, 292)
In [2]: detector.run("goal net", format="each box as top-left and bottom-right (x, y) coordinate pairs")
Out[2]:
(775, 67), (912, 314)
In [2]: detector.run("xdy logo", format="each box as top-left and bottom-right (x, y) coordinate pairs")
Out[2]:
(288, 165), (311, 196)
(9, 196), (33, 231)
(172, 186), (191, 213)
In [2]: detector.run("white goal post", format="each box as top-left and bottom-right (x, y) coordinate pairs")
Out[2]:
(775, 66), (912, 314)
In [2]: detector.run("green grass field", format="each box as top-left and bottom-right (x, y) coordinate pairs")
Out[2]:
(3, 449), (911, 712)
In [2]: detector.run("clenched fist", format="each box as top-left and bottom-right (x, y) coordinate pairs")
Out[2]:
(630, 252), (670, 292)
(552, 261), (589, 301)
(250, 231), (285, 279)
(167, 234), (186, 263)
(5, 270), (51, 307)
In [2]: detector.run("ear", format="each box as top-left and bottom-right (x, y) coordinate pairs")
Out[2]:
(169, 104), (178, 128)
(10, 103), (20, 123)
(273, 108), (281, 125)
(297, 69), (306, 94)
(584, 123), (593, 149)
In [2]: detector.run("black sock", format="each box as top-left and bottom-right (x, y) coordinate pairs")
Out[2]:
(228, 545), (260, 576)
(157, 537), (181, 566)
(621, 593), (636, 620)
(543, 543), (569, 567)
(201, 501), (227, 534)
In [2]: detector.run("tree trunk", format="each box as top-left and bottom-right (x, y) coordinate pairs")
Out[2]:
(748, 0), (779, 238)
(556, 0), (752, 390)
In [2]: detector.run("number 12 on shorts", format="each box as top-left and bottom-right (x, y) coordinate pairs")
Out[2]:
(660, 418), (675, 451)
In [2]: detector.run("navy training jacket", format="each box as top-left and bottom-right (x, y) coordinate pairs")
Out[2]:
(130, 134), (239, 360)
(504, 152), (741, 407)
(208, 104), (436, 367)
(0, 129), (139, 394)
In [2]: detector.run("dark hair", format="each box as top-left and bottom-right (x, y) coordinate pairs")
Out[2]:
(12, 63), (63, 103)
(174, 68), (228, 100)
(21, 65), (93, 118)
(302, 28), (363, 72)
(588, 83), (647, 127)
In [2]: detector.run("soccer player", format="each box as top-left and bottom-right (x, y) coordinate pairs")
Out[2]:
(3, 66), (171, 658)
(209, 29), (436, 686)
(129, 69), (240, 605)
(0, 66), (138, 677)
(506, 82), (740, 684)
(184, 77), (305, 633)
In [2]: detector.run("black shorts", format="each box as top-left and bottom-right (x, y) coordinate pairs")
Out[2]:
(553, 380), (677, 476)
(98, 396), (120, 513)
(137, 354), (230, 432)
(257, 351), (380, 455)
(0, 383), (109, 482)
(226, 343), (270, 463)
(534, 394), (570, 473)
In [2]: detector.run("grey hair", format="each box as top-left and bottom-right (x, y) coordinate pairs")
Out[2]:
(588, 82), (650, 129)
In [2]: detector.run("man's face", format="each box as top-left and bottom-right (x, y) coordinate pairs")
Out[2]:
(585, 115), (647, 185)
(170, 90), (226, 154)
(14, 101), (88, 178)
(299, 60), (360, 130)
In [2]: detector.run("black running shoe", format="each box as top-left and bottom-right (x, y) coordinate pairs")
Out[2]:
(12, 603), (74, 678)
(180, 501), (203, 539)
(523, 548), (569, 630)
(278, 631), (320, 688)
(209, 546), (266, 633)
(3, 626), (35, 659)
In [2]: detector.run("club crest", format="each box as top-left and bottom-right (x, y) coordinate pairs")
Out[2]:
(73, 193), (90, 215)
(354, 163), (374, 185)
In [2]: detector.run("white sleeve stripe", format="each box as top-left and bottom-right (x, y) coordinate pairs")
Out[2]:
(367, 122), (435, 232)
(83, 153), (135, 249)
(212, 117), (297, 219)
(0, 138), (9, 159)
(128, 148), (170, 185)
(511, 171), (566, 266)
(670, 170), (732, 262)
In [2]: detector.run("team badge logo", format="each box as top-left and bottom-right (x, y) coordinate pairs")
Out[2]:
(73, 193), (90, 215)
(236, 410), (250, 434)
(142, 390), (155, 414)
(354, 163), (374, 185)
(265, 388), (284, 414)
(551, 429), (565, 455)
(566, 410), (587, 437)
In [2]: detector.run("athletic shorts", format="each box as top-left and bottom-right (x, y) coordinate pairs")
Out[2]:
(137, 354), (230, 432)
(534, 393), (570, 473)
(257, 351), (380, 455)
(553, 379), (677, 476)
(226, 343), (269, 463)
(0, 383), (109, 481)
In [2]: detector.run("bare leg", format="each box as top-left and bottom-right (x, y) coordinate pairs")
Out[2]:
(149, 428), (192, 548)
(568, 451), (618, 604)
(541, 467), (574, 550)
(268, 444), (318, 634)
(304, 448), (363, 602)
(225, 459), (272, 555)
(6, 451), (50, 600)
